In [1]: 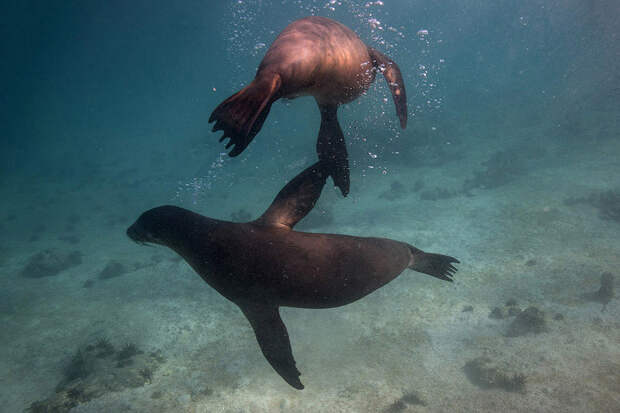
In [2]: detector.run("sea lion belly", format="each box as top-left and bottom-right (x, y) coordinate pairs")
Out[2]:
(196, 225), (413, 309)
(269, 231), (413, 308)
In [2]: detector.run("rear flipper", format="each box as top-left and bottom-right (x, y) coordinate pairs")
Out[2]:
(368, 48), (407, 129)
(209, 73), (282, 157)
(317, 104), (350, 197)
(408, 246), (459, 282)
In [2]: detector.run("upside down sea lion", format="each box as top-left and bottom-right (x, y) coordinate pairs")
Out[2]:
(127, 162), (457, 389)
(209, 16), (407, 196)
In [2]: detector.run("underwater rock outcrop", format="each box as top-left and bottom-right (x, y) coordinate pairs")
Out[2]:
(20, 249), (82, 278)
(462, 150), (525, 192)
(565, 190), (620, 223)
(28, 339), (165, 413)
(595, 191), (620, 222)
(489, 299), (522, 319)
(506, 306), (547, 337)
(463, 356), (526, 393)
(595, 272), (614, 304)
(379, 180), (407, 201)
(417, 150), (531, 201)
(582, 272), (615, 308)
(384, 391), (426, 412)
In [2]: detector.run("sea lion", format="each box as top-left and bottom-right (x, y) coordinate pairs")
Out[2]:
(127, 162), (457, 389)
(209, 16), (407, 196)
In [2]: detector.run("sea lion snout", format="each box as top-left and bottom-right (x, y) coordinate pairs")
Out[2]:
(126, 222), (151, 245)
(127, 206), (172, 245)
(127, 205), (204, 246)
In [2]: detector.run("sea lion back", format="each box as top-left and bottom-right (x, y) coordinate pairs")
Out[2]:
(259, 16), (374, 102)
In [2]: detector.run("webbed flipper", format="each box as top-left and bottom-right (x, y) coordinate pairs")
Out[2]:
(368, 47), (407, 129)
(254, 161), (327, 229)
(240, 304), (304, 390)
(317, 104), (350, 197)
(209, 73), (282, 156)
(408, 246), (459, 282)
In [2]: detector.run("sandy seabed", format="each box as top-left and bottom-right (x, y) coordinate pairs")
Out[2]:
(1, 133), (619, 413)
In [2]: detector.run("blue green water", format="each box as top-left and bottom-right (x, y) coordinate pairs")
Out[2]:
(2, 1), (619, 412)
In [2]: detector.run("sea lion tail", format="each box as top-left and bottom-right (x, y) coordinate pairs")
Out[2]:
(407, 246), (459, 282)
(209, 72), (282, 157)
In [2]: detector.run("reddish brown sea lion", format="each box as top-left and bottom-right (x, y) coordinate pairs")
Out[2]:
(127, 162), (457, 390)
(209, 16), (407, 196)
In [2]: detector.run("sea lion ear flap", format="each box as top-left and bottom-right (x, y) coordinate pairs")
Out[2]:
(254, 161), (327, 230)
(368, 47), (407, 129)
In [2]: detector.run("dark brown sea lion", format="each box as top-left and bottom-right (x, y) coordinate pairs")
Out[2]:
(127, 162), (457, 390)
(209, 16), (407, 196)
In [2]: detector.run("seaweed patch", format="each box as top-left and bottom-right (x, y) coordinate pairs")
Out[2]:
(384, 390), (426, 412)
(463, 356), (526, 393)
(28, 339), (164, 412)
(506, 306), (547, 337)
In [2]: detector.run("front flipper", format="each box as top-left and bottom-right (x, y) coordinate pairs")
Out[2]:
(209, 72), (282, 157)
(240, 304), (304, 390)
(255, 161), (327, 229)
(368, 48), (407, 129)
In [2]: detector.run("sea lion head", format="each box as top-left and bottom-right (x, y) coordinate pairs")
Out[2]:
(127, 205), (185, 246)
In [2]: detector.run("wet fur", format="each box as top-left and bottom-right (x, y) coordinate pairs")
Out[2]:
(209, 16), (407, 196)
(127, 162), (457, 389)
